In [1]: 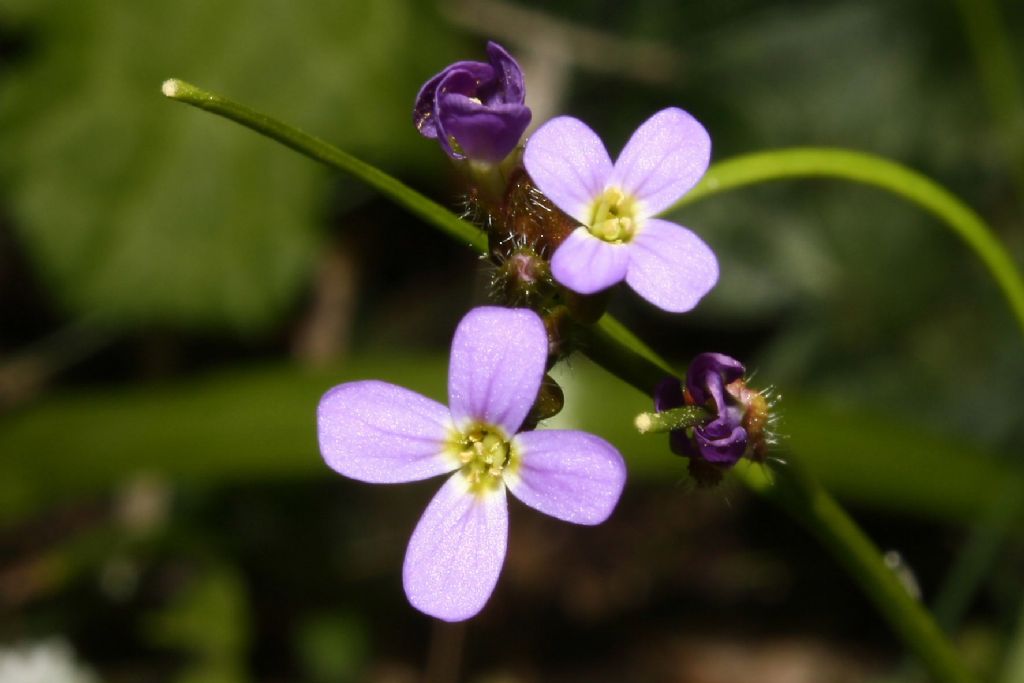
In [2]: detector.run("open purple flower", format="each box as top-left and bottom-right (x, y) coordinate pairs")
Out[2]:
(655, 353), (748, 467)
(523, 108), (718, 312)
(317, 306), (625, 622)
(414, 42), (532, 162)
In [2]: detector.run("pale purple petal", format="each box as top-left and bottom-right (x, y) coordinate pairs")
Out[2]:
(506, 430), (626, 525)
(523, 116), (613, 223)
(403, 474), (508, 622)
(607, 108), (711, 217)
(550, 227), (630, 295)
(317, 381), (457, 483)
(447, 306), (547, 433)
(625, 218), (718, 313)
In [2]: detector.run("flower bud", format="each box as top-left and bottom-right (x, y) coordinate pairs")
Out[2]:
(413, 42), (532, 163)
(652, 353), (777, 486)
(490, 246), (555, 307)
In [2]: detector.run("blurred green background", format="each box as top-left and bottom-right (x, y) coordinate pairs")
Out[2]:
(1, 1), (1023, 681)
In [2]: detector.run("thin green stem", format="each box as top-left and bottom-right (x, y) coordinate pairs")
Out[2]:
(161, 79), (487, 253)
(162, 82), (977, 683)
(586, 315), (978, 683)
(675, 147), (1024, 339)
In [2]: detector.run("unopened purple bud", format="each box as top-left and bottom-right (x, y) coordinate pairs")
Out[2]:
(685, 353), (747, 466)
(414, 42), (532, 162)
(652, 353), (753, 485)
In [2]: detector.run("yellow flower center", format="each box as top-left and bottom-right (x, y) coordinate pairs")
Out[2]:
(448, 424), (519, 494)
(587, 187), (639, 243)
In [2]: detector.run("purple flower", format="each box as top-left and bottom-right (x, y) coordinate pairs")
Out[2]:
(317, 307), (626, 621)
(655, 353), (747, 466)
(523, 108), (719, 312)
(414, 42), (532, 162)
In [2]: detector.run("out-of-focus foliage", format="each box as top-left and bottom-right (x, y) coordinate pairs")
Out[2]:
(0, 0), (457, 332)
(145, 564), (250, 683)
(1, 0), (1023, 680)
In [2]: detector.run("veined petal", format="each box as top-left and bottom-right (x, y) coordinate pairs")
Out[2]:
(607, 108), (710, 217)
(506, 430), (626, 525)
(550, 228), (630, 295)
(403, 474), (508, 622)
(317, 381), (456, 483)
(447, 306), (547, 434)
(523, 116), (613, 224)
(626, 218), (718, 313)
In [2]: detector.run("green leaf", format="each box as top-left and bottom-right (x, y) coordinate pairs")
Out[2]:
(0, 0), (455, 332)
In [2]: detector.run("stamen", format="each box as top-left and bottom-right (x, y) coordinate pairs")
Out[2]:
(449, 424), (518, 494)
(587, 187), (638, 243)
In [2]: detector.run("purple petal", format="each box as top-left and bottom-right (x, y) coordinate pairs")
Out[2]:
(447, 306), (547, 434)
(607, 108), (711, 216)
(317, 381), (457, 484)
(506, 430), (626, 525)
(484, 41), (525, 104)
(523, 116), (613, 223)
(625, 218), (718, 312)
(438, 94), (531, 162)
(652, 376), (691, 456)
(694, 413), (748, 465)
(686, 352), (745, 406)
(550, 228), (630, 295)
(414, 62), (494, 140)
(653, 376), (684, 412)
(403, 474), (508, 622)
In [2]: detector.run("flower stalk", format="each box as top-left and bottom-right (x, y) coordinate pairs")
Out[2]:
(161, 79), (981, 683)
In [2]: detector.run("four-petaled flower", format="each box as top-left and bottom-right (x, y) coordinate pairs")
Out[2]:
(524, 108), (719, 312)
(317, 306), (626, 621)
(414, 41), (532, 163)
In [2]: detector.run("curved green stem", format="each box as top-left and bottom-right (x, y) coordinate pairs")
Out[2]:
(161, 79), (486, 253)
(675, 147), (1024, 339)
(584, 317), (977, 683)
(162, 81), (977, 683)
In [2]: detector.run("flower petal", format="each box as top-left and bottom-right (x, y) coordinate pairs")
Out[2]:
(608, 108), (711, 216)
(403, 474), (508, 622)
(414, 61), (493, 140)
(438, 94), (531, 162)
(550, 227), (630, 295)
(523, 116), (613, 223)
(317, 380), (456, 483)
(447, 306), (547, 434)
(484, 41), (525, 104)
(695, 416), (748, 465)
(506, 430), (626, 525)
(625, 218), (718, 313)
(685, 352), (745, 406)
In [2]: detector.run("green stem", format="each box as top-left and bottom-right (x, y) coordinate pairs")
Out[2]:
(162, 81), (977, 683)
(585, 316), (978, 683)
(161, 79), (486, 253)
(676, 147), (1024, 339)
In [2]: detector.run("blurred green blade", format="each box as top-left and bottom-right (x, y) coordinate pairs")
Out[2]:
(1, 356), (1020, 526)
